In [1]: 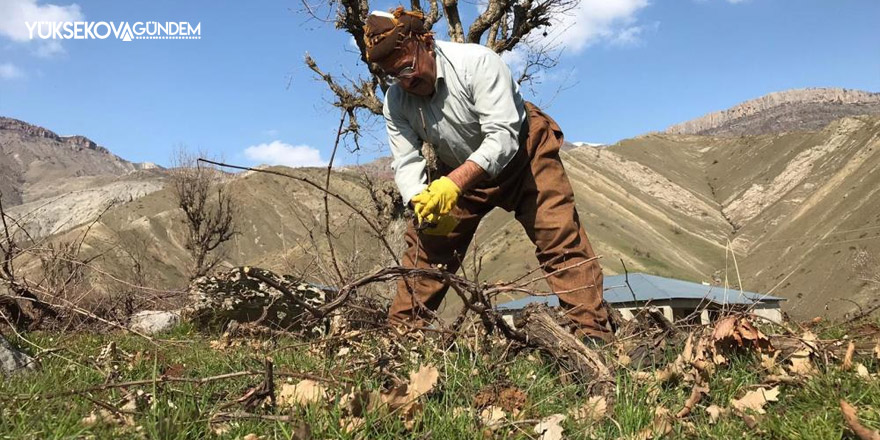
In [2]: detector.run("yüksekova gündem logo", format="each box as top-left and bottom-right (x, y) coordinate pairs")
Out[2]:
(25, 21), (201, 42)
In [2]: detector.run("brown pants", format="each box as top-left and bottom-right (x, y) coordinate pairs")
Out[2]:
(388, 102), (610, 339)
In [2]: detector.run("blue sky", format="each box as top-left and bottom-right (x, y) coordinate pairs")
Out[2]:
(0, 0), (878, 168)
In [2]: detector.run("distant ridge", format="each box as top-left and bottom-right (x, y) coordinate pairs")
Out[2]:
(0, 116), (159, 207)
(0, 117), (110, 154)
(666, 88), (880, 136)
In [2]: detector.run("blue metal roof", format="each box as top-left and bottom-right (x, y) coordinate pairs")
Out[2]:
(496, 273), (784, 311)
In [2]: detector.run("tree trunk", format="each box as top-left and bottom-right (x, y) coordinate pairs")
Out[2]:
(516, 304), (615, 398)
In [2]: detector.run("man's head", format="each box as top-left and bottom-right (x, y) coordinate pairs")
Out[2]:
(364, 8), (437, 96)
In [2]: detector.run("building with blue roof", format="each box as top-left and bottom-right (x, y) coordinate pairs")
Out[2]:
(496, 273), (784, 325)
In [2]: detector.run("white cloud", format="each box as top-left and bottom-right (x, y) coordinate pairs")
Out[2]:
(34, 39), (64, 57)
(501, 48), (527, 74)
(244, 141), (327, 168)
(0, 0), (84, 57)
(609, 21), (660, 47)
(0, 62), (25, 79)
(549, 0), (652, 53)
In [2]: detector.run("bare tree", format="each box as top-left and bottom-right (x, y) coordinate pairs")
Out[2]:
(301, 0), (577, 140)
(170, 149), (238, 281)
(0, 192), (57, 330)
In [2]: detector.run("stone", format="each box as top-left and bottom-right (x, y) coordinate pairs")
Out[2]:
(182, 267), (330, 335)
(1, 334), (37, 376)
(129, 310), (180, 335)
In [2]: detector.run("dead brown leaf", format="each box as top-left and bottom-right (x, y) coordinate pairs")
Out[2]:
(856, 363), (873, 380)
(843, 341), (856, 370)
(740, 412), (761, 431)
(340, 389), (381, 418)
(632, 366), (681, 384)
(210, 422), (231, 435)
(635, 407), (673, 440)
(787, 350), (816, 376)
(81, 408), (135, 428)
(278, 380), (327, 408)
(618, 351), (632, 367)
(712, 317), (737, 341)
(737, 319), (766, 343)
(408, 364), (439, 397)
(676, 383), (709, 418)
(340, 417), (364, 434)
(730, 386), (779, 415)
(571, 396), (607, 423)
(840, 400), (880, 440)
(705, 405), (727, 424)
(379, 382), (411, 411)
(347, 363), (440, 431)
(760, 352), (780, 371)
(534, 414), (565, 440)
(712, 316), (773, 355)
(479, 405), (507, 428)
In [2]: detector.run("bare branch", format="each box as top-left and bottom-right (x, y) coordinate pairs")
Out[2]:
(170, 148), (239, 280)
(467, 0), (515, 44)
(424, 0), (441, 29)
(441, 0), (465, 42)
(323, 111), (348, 285)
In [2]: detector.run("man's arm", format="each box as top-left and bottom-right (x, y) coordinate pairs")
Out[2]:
(460, 49), (524, 184)
(446, 160), (488, 192)
(384, 91), (428, 204)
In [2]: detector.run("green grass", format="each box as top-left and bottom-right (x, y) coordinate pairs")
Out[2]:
(1, 324), (879, 439)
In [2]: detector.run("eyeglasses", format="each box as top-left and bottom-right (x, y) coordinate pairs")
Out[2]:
(383, 47), (419, 84)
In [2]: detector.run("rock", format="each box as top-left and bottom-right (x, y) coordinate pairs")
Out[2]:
(182, 267), (330, 335)
(129, 310), (180, 335)
(1, 334), (37, 376)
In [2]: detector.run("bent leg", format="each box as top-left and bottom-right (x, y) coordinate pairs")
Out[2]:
(514, 106), (611, 340)
(388, 200), (487, 325)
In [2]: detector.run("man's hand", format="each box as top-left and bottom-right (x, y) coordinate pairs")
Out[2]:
(411, 176), (461, 224)
(421, 214), (459, 236)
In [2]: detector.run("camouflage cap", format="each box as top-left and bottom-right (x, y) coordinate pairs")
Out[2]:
(363, 7), (430, 63)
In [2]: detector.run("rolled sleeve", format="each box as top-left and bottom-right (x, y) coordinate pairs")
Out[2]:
(384, 91), (428, 203)
(467, 52), (523, 178)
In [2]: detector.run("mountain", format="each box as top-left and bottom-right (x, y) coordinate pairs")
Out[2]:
(665, 88), (880, 136)
(475, 114), (880, 318)
(3, 87), (879, 320)
(0, 117), (168, 241)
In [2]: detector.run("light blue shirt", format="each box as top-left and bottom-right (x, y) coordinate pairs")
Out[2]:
(383, 40), (527, 203)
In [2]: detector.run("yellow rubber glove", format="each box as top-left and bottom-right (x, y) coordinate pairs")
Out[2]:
(422, 214), (459, 236)
(413, 176), (461, 223)
(410, 188), (438, 225)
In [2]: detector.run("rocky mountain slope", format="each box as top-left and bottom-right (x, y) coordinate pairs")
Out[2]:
(0, 117), (166, 237)
(665, 88), (880, 136)
(3, 88), (879, 319)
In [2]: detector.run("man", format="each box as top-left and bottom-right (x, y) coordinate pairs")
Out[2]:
(364, 8), (611, 342)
